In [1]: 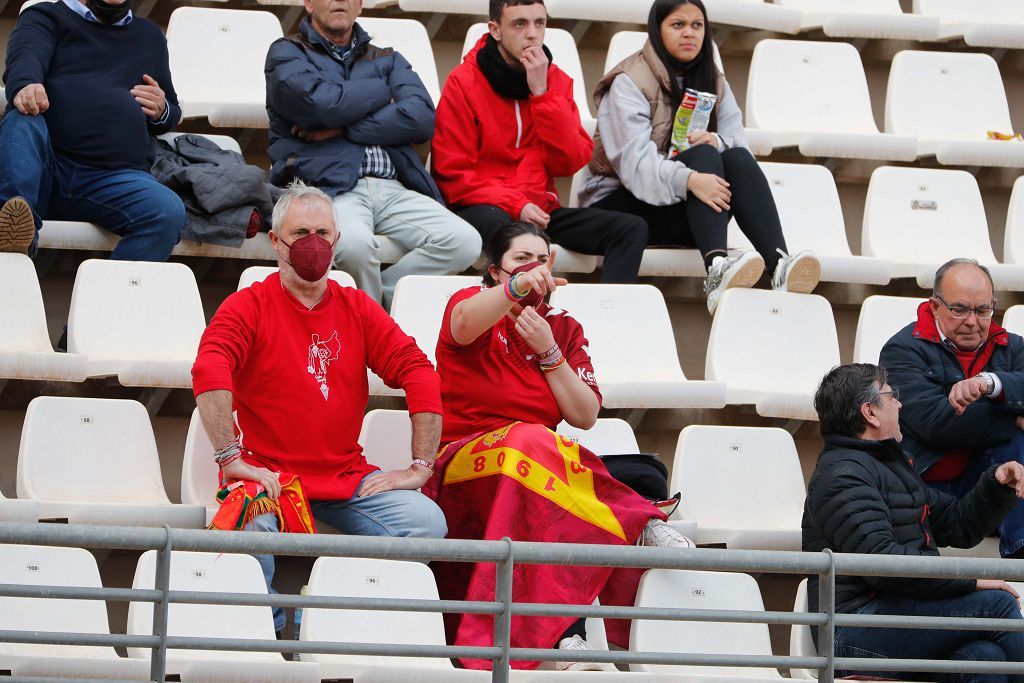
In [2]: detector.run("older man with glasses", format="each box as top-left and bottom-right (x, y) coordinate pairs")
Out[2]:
(880, 257), (1024, 559)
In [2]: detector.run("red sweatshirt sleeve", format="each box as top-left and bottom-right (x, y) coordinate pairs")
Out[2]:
(559, 314), (603, 407)
(359, 292), (443, 415)
(192, 290), (260, 397)
(431, 70), (531, 218)
(530, 68), (594, 179)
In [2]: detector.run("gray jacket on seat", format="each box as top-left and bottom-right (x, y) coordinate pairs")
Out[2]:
(149, 134), (278, 248)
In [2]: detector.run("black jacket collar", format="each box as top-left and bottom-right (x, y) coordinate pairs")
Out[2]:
(822, 434), (907, 463)
(299, 17), (370, 63)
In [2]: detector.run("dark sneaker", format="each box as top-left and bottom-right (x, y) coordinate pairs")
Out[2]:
(0, 197), (35, 255)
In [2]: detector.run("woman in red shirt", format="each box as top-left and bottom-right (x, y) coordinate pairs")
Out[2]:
(424, 222), (692, 671)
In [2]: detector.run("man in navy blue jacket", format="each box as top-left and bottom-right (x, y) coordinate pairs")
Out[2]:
(880, 258), (1024, 558)
(265, 0), (480, 308)
(0, 0), (185, 260)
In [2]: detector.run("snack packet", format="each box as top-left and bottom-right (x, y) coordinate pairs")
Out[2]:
(987, 131), (1023, 142)
(670, 88), (718, 155)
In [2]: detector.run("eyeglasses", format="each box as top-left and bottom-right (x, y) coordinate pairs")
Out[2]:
(935, 295), (996, 320)
(878, 387), (900, 401)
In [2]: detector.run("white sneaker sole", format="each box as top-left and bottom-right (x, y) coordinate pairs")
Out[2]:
(721, 252), (766, 291)
(780, 253), (821, 294)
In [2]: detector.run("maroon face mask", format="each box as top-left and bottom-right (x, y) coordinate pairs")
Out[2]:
(503, 261), (547, 308)
(280, 233), (336, 283)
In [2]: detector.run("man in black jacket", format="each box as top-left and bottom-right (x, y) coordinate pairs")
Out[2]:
(804, 363), (1024, 680)
(880, 259), (1024, 558)
(264, 0), (480, 308)
(0, 0), (185, 260)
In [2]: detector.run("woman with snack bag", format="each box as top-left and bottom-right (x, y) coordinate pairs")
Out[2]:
(424, 220), (694, 671)
(580, 0), (820, 314)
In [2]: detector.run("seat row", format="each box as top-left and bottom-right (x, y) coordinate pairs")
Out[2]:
(1, 391), (805, 558)
(0, 541), (828, 682)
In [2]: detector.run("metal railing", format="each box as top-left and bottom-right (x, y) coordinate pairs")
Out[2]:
(0, 521), (1023, 682)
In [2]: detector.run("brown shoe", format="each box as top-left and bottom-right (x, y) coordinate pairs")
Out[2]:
(0, 196), (35, 254)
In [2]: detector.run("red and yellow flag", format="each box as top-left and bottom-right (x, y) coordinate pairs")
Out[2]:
(209, 473), (316, 534)
(422, 422), (662, 670)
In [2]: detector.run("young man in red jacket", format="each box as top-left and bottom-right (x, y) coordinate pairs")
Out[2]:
(192, 180), (447, 633)
(431, 0), (647, 282)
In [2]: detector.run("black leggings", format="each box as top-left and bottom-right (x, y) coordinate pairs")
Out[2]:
(455, 205), (648, 283)
(593, 145), (788, 275)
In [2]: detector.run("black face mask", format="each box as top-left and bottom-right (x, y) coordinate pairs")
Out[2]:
(86, 0), (133, 24)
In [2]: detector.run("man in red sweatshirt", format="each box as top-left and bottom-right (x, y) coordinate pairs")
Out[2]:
(192, 180), (447, 632)
(431, 0), (647, 282)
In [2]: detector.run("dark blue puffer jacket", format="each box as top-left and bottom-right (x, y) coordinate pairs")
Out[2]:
(264, 18), (441, 200)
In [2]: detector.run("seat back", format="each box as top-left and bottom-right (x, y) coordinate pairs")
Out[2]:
(1003, 305), (1024, 338)
(885, 50), (1012, 140)
(67, 259), (206, 365)
(777, 0), (905, 13)
(556, 418), (640, 455)
(789, 579), (818, 679)
(1003, 176), (1024, 265)
(0, 544), (117, 662)
(17, 396), (171, 505)
(358, 410), (414, 472)
(746, 40), (879, 134)
(604, 31), (648, 73)
(128, 550), (282, 662)
(390, 275), (482, 361)
(670, 426), (805, 531)
(238, 266), (356, 290)
(862, 167), (996, 266)
(166, 8), (282, 115)
(0, 254), (53, 353)
(181, 408), (219, 514)
(359, 18), (441, 105)
(914, 0), (1024, 23)
(631, 569), (779, 677)
(462, 24), (592, 118)
(853, 295), (922, 364)
(302, 556), (454, 673)
(550, 284), (688, 384)
(759, 163), (853, 257)
(705, 289), (840, 399)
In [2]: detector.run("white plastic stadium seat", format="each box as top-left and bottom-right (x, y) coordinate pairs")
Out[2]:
(604, 31), (648, 74)
(913, 0), (1024, 48)
(862, 167), (1024, 290)
(727, 163), (890, 285)
(631, 569), (785, 679)
(550, 284), (728, 409)
(886, 51), (1024, 168)
(0, 253), (88, 382)
(1002, 177), (1024, 266)
(181, 408), (219, 525)
(358, 409), (414, 473)
(745, 40), (916, 162)
(1004, 306), (1024, 338)
(167, 7), (283, 127)
(370, 275), (480, 396)
(670, 426), (805, 550)
(238, 266), (356, 290)
(398, 0), (487, 15)
(789, 579), (818, 680)
(67, 259), (206, 388)
(16, 397), (207, 528)
(359, 18), (441, 106)
(853, 295), (922, 365)
(778, 0), (940, 40)
(0, 544), (151, 681)
(556, 418), (640, 456)
(0, 489), (37, 522)
(128, 550), (321, 682)
(462, 24), (595, 134)
(706, 289), (840, 421)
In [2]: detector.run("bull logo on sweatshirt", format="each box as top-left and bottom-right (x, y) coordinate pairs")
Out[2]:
(307, 331), (341, 401)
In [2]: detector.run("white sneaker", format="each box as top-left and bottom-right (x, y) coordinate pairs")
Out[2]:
(771, 249), (820, 294)
(638, 519), (696, 548)
(547, 635), (617, 672)
(704, 250), (765, 315)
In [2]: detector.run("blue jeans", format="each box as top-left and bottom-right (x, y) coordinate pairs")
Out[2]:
(928, 430), (1024, 557)
(835, 589), (1024, 682)
(0, 109), (185, 261)
(244, 473), (448, 631)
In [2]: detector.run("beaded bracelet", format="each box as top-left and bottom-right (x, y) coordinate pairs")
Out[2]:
(537, 343), (561, 362)
(217, 451), (242, 469)
(214, 441), (242, 467)
(540, 356), (567, 373)
(412, 458), (435, 472)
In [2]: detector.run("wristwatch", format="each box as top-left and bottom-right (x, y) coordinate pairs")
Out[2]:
(978, 372), (996, 396)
